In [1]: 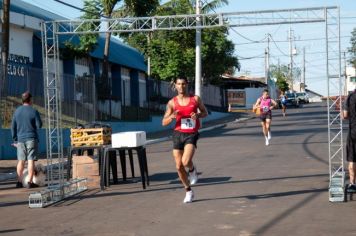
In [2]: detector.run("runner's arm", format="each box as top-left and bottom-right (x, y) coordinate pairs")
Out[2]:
(191, 96), (208, 120)
(270, 99), (278, 110)
(253, 98), (261, 109)
(162, 100), (176, 126)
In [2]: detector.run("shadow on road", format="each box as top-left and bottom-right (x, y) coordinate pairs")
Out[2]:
(0, 229), (25, 234)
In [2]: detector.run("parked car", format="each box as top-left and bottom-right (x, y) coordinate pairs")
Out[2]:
(284, 92), (300, 107)
(296, 92), (310, 104)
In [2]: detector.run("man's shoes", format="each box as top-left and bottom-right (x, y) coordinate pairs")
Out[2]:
(16, 181), (23, 188)
(188, 165), (198, 185)
(183, 190), (194, 203)
(348, 184), (356, 192)
(27, 182), (39, 189)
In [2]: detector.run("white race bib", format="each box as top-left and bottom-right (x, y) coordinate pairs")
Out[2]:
(262, 106), (269, 112)
(181, 118), (196, 130)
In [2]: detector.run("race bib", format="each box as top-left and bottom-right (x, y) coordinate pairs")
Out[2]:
(181, 118), (196, 130)
(262, 106), (269, 112)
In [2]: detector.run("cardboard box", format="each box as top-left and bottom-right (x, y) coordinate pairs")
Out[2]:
(112, 131), (146, 148)
(85, 175), (101, 188)
(72, 155), (100, 188)
(73, 163), (99, 178)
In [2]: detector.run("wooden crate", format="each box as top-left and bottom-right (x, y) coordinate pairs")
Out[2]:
(70, 127), (112, 147)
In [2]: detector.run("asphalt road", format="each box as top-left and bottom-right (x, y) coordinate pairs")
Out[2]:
(0, 103), (355, 236)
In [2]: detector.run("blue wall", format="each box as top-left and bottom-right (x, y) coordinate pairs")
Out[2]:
(0, 111), (229, 160)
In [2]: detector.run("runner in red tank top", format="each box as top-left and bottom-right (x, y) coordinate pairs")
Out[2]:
(162, 76), (208, 203)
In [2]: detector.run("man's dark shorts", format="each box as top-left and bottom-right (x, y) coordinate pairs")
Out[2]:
(347, 136), (356, 162)
(260, 111), (272, 122)
(173, 131), (200, 150)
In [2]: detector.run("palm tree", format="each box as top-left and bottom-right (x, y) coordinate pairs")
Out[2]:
(158, 0), (229, 14)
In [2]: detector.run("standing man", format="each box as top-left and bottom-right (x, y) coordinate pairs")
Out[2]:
(343, 91), (356, 190)
(11, 92), (42, 188)
(162, 76), (208, 203)
(253, 89), (277, 146)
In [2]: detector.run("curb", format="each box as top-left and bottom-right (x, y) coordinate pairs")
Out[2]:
(0, 116), (254, 182)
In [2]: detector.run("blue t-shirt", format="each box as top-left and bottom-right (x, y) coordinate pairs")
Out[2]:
(11, 105), (42, 142)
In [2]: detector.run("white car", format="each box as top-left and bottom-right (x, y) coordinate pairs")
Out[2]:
(296, 92), (309, 104)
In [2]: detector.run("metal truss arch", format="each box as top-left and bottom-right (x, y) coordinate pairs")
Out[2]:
(39, 6), (343, 205)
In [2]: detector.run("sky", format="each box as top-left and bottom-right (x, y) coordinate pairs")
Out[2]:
(21, 0), (356, 95)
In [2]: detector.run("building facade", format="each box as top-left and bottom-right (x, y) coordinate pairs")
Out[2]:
(1, 0), (148, 123)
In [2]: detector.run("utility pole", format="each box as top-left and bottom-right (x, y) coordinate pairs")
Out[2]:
(265, 34), (270, 85)
(147, 33), (151, 78)
(302, 47), (305, 92)
(344, 51), (347, 95)
(289, 27), (294, 91)
(0, 0), (10, 129)
(195, 0), (202, 97)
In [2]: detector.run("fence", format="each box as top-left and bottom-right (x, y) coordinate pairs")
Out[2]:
(147, 79), (225, 112)
(0, 67), (225, 128)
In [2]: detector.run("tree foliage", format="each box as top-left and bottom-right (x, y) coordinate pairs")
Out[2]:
(349, 27), (356, 68)
(121, 0), (240, 83)
(270, 64), (289, 92)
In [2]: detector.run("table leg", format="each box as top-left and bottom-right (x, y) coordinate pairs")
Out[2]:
(109, 151), (118, 184)
(142, 147), (149, 186)
(137, 148), (146, 189)
(100, 149), (107, 190)
(119, 150), (127, 181)
(128, 150), (135, 178)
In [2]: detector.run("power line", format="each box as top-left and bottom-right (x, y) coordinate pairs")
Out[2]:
(269, 34), (289, 57)
(234, 35), (352, 46)
(52, 0), (106, 18)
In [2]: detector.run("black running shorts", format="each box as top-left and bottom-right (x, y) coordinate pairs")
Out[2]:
(260, 111), (272, 121)
(172, 131), (200, 150)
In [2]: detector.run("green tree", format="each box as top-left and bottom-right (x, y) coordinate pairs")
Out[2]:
(349, 27), (356, 68)
(270, 64), (289, 92)
(121, 0), (239, 83)
(70, 0), (158, 98)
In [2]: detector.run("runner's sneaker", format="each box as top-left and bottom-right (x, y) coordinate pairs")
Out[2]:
(265, 137), (269, 146)
(268, 131), (271, 140)
(16, 181), (23, 188)
(183, 190), (194, 203)
(188, 165), (198, 185)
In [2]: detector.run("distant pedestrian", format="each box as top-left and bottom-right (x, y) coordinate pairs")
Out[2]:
(279, 91), (287, 117)
(253, 89), (277, 146)
(343, 91), (356, 190)
(162, 76), (208, 203)
(11, 92), (42, 188)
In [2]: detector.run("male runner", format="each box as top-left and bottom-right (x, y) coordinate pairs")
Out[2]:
(162, 76), (208, 203)
(253, 89), (277, 146)
(279, 91), (287, 117)
(343, 90), (356, 190)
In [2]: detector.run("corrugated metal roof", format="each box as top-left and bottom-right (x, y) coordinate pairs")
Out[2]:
(3, 0), (147, 72)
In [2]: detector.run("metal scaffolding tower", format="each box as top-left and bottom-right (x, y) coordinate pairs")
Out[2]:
(324, 8), (344, 202)
(38, 6), (343, 206)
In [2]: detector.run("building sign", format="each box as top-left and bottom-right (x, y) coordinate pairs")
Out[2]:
(1, 54), (31, 78)
(227, 89), (246, 107)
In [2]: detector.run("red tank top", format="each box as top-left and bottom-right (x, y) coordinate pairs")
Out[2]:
(173, 96), (200, 133)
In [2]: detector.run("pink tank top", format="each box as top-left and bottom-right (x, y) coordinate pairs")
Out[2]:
(260, 97), (271, 113)
(173, 96), (200, 133)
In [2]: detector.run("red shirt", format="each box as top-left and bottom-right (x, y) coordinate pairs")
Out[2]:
(173, 96), (200, 133)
